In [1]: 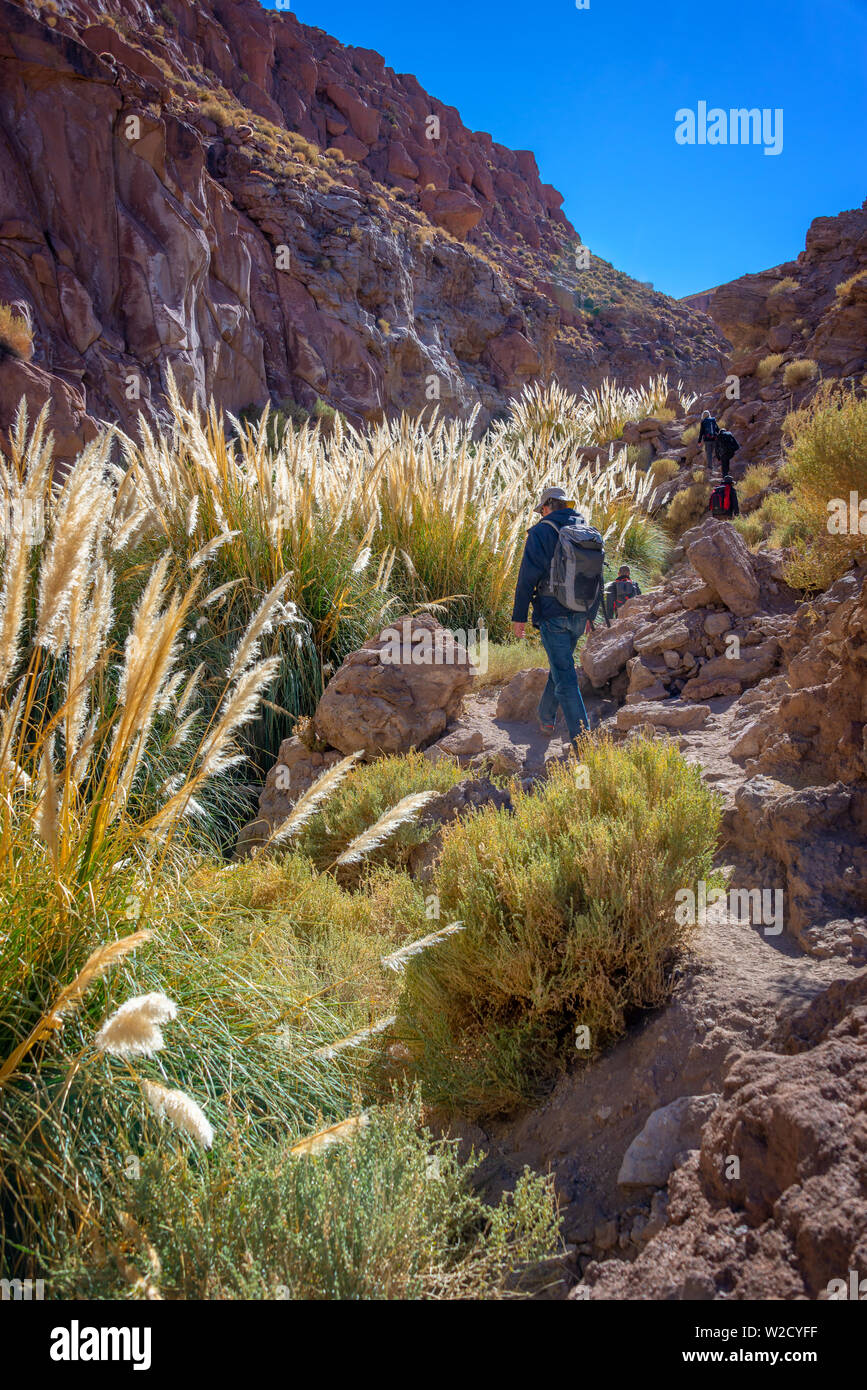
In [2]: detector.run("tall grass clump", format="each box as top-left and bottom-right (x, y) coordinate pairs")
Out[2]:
(397, 734), (722, 1117)
(780, 383), (867, 589)
(0, 301), (33, 360)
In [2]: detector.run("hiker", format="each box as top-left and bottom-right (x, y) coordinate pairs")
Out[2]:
(714, 427), (740, 472)
(511, 485), (605, 748)
(698, 409), (719, 470)
(709, 473), (740, 519)
(604, 564), (642, 621)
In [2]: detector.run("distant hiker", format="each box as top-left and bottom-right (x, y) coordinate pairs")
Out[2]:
(604, 564), (642, 620)
(709, 473), (740, 519)
(698, 410), (719, 470)
(511, 485), (605, 747)
(714, 427), (740, 471)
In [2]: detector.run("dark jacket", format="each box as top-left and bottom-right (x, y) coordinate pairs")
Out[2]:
(714, 429), (740, 462)
(512, 507), (583, 625)
(604, 576), (642, 620)
(698, 416), (718, 441)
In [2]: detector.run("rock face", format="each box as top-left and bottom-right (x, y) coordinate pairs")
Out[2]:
(0, 0), (728, 445)
(686, 524), (760, 617)
(313, 614), (476, 756)
(680, 198), (867, 473)
(579, 971), (867, 1300)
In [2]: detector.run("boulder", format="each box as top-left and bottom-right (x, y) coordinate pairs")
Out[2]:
(235, 733), (342, 856)
(617, 1094), (721, 1188)
(686, 522), (761, 617)
(424, 725), (484, 764)
(616, 701), (711, 732)
(495, 667), (548, 721)
(313, 614), (476, 757)
(581, 621), (638, 687)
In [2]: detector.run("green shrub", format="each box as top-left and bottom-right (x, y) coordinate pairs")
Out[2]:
(291, 750), (466, 871)
(781, 383), (867, 589)
(398, 735), (722, 1116)
(767, 276), (798, 298)
(835, 270), (867, 304)
(737, 463), (774, 501)
(681, 422), (699, 445)
(60, 1095), (559, 1299)
(664, 480), (707, 538)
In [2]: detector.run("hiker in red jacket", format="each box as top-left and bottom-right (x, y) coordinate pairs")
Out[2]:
(709, 474), (740, 519)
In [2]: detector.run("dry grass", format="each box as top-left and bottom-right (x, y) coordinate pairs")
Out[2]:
(0, 302), (34, 360)
(783, 358), (818, 389)
(757, 354), (784, 382)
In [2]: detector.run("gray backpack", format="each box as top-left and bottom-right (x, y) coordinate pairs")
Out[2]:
(538, 517), (605, 614)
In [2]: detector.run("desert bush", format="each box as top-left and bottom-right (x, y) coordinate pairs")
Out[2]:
(59, 1094), (559, 1299)
(734, 490), (800, 550)
(767, 276), (798, 297)
(757, 353), (784, 382)
(398, 734), (722, 1116)
(681, 422), (699, 445)
(649, 457), (680, 485)
(0, 302), (33, 360)
(783, 358), (818, 390)
(737, 463), (775, 501)
(477, 638), (547, 688)
(663, 480), (708, 538)
(835, 270), (867, 305)
(781, 383), (867, 589)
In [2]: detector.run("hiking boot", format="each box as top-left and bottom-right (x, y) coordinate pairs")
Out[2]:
(538, 721), (555, 737)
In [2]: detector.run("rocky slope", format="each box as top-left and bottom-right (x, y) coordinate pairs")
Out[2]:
(0, 0), (727, 457)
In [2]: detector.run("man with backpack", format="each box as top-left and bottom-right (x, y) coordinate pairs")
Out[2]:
(511, 485), (605, 746)
(604, 564), (642, 621)
(714, 427), (740, 472)
(698, 410), (719, 470)
(709, 474), (740, 519)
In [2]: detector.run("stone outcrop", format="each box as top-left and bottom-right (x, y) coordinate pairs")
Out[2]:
(577, 970), (867, 1300)
(581, 517), (796, 706)
(0, 0), (728, 448)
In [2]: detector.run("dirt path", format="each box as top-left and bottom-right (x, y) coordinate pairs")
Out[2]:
(447, 681), (860, 1297)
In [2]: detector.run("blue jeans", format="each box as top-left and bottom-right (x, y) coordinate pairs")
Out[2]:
(537, 613), (590, 743)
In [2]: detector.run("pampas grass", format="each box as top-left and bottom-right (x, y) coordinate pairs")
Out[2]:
(95, 992), (178, 1058)
(142, 1080), (214, 1149)
(313, 1017), (396, 1060)
(380, 920), (465, 972)
(334, 790), (439, 865)
(289, 1112), (370, 1156)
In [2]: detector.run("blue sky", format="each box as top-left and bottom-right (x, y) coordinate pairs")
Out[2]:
(261, 0), (866, 298)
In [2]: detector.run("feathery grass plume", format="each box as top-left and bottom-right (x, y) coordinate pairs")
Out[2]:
(289, 1113), (370, 1157)
(0, 931), (152, 1086)
(142, 1080), (214, 1149)
(334, 790), (439, 865)
(269, 751), (362, 845)
(95, 992), (178, 1059)
(380, 921), (465, 973)
(35, 445), (113, 653)
(34, 737), (60, 865)
(225, 573), (294, 682)
(195, 655), (282, 781)
(189, 529), (240, 569)
(313, 1016), (397, 1060)
(0, 520), (29, 688)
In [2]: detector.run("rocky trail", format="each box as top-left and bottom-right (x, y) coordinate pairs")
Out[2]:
(441, 686), (860, 1298)
(240, 502), (867, 1303)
